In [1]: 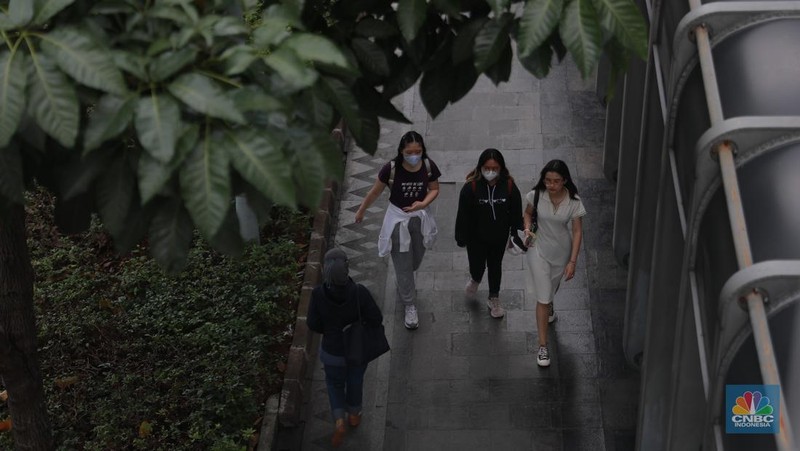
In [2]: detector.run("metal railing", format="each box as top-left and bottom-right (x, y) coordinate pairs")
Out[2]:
(687, 1), (796, 449)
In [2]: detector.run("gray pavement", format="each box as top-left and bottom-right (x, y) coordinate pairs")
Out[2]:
(297, 59), (638, 451)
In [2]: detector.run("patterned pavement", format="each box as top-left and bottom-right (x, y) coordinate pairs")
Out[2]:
(284, 59), (638, 451)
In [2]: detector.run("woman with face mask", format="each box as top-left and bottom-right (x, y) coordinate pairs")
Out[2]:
(523, 159), (586, 367)
(454, 148), (523, 318)
(355, 131), (441, 330)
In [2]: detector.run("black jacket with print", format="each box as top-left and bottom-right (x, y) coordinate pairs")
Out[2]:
(455, 176), (523, 247)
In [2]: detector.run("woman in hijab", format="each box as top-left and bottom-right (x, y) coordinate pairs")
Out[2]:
(307, 248), (384, 447)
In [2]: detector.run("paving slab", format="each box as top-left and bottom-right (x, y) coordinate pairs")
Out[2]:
(289, 58), (637, 451)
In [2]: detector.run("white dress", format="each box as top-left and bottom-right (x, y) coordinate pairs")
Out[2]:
(524, 189), (587, 302)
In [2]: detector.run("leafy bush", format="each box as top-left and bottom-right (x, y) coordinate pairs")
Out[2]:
(0, 191), (309, 450)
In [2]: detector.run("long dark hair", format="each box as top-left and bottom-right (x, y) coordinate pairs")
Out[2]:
(532, 159), (578, 199)
(394, 131), (428, 163)
(466, 148), (511, 182)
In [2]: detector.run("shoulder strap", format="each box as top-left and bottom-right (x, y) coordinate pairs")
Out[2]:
(470, 180), (477, 193)
(388, 160), (396, 188)
(424, 158), (432, 178)
(531, 189), (540, 232)
(355, 284), (363, 323)
(507, 178), (513, 193)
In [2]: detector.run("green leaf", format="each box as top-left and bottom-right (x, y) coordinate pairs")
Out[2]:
(213, 16), (248, 36)
(148, 5), (191, 25)
(252, 17), (292, 47)
(240, 181), (274, 226)
(148, 48), (197, 82)
(356, 109), (380, 154)
(0, 142), (24, 204)
(223, 129), (295, 208)
(286, 127), (325, 208)
(96, 153), (135, 238)
(146, 38), (173, 57)
(168, 73), (246, 124)
(262, 47), (318, 91)
(450, 60), (480, 103)
(112, 200), (150, 253)
(592, 0), (648, 59)
(84, 94), (136, 152)
(299, 90), (334, 128)
(0, 51), (27, 148)
(40, 26), (127, 95)
(432, 0), (461, 17)
(518, 40), (554, 78)
(27, 53), (79, 147)
(485, 40), (513, 85)
(420, 65), (451, 118)
(9, 0), (34, 26)
(135, 94), (182, 163)
(208, 206), (243, 257)
(473, 14), (512, 73)
(112, 50), (148, 81)
(149, 197), (193, 273)
(383, 59), (421, 98)
(518, 0), (564, 57)
(283, 33), (350, 69)
(351, 37), (390, 77)
(0, 15), (14, 32)
(311, 130), (344, 179)
(32, 0), (75, 25)
(59, 147), (114, 199)
(90, 2), (136, 15)
(229, 86), (283, 113)
(280, 0), (305, 19)
(397, 0), (427, 42)
(560, 0), (603, 78)
(453, 18), (488, 65)
(317, 77), (361, 144)
(220, 45), (257, 76)
(486, 0), (510, 17)
(602, 36), (631, 101)
(180, 132), (231, 239)
(139, 125), (198, 204)
(354, 17), (399, 39)
(354, 82), (410, 124)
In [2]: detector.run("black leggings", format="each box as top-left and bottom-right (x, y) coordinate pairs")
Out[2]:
(466, 239), (507, 298)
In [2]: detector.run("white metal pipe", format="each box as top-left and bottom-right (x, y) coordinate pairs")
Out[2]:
(689, 8), (795, 450)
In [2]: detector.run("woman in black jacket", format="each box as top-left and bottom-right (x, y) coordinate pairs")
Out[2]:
(307, 248), (383, 447)
(455, 148), (524, 318)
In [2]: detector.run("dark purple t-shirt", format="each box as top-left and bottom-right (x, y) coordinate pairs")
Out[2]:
(377, 158), (441, 209)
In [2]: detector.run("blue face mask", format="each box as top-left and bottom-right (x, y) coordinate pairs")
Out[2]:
(404, 154), (422, 166)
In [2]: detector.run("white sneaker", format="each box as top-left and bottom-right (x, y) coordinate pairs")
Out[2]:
(487, 297), (505, 318)
(465, 278), (479, 297)
(548, 302), (557, 323)
(404, 305), (419, 330)
(537, 345), (551, 367)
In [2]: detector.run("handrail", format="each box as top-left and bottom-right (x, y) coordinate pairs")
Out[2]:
(688, 5), (795, 450)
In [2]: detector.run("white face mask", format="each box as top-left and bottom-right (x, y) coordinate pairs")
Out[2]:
(482, 169), (498, 181)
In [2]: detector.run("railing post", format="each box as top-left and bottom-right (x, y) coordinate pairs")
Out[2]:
(688, 5), (795, 449)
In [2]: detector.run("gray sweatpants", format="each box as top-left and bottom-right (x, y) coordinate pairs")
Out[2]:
(390, 217), (425, 306)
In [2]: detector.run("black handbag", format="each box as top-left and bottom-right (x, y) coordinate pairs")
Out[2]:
(343, 285), (390, 366)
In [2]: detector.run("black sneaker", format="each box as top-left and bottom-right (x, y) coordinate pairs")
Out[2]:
(537, 345), (551, 367)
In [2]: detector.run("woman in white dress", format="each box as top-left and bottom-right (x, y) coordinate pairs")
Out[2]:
(523, 160), (586, 367)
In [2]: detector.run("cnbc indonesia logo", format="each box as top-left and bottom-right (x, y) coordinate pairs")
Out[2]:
(726, 385), (780, 434)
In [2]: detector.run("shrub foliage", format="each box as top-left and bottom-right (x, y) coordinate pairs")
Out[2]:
(0, 190), (307, 450)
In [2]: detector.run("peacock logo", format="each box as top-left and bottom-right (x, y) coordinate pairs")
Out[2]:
(731, 391), (773, 416)
(726, 385), (780, 434)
